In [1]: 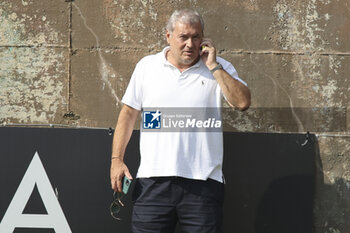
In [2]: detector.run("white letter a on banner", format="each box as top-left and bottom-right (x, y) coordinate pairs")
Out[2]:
(0, 152), (72, 233)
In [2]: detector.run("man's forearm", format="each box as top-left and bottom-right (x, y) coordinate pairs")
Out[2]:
(111, 105), (140, 160)
(212, 69), (251, 111)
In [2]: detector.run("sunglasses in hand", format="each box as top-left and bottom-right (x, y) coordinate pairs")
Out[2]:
(110, 191), (125, 220)
(110, 176), (132, 220)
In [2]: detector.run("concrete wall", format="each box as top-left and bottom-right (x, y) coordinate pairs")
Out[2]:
(0, 0), (349, 232)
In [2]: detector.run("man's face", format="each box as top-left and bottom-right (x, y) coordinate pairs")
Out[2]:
(166, 21), (203, 68)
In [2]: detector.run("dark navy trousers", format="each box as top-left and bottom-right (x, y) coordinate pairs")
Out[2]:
(131, 177), (224, 233)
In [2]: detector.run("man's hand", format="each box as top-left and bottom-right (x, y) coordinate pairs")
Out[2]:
(200, 38), (219, 70)
(109, 104), (139, 192)
(110, 157), (133, 193)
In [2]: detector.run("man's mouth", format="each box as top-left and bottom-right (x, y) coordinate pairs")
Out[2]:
(183, 51), (194, 55)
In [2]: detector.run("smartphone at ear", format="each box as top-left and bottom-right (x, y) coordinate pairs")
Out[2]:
(122, 176), (132, 194)
(200, 45), (206, 56)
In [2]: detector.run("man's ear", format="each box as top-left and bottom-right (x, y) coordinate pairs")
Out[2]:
(166, 29), (171, 44)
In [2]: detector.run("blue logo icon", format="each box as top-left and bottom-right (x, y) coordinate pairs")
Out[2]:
(143, 110), (161, 129)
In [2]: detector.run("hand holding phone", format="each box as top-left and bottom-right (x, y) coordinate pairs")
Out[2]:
(200, 38), (217, 69)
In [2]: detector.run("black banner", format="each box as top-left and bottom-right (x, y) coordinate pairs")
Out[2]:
(0, 128), (315, 233)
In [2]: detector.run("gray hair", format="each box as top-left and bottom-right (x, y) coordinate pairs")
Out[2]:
(166, 9), (204, 34)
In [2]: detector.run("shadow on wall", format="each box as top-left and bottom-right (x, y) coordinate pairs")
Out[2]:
(313, 141), (350, 233)
(220, 133), (349, 233)
(221, 132), (316, 233)
(254, 174), (314, 233)
(314, 177), (350, 233)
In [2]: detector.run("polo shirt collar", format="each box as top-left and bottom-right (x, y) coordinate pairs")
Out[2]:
(161, 46), (203, 69)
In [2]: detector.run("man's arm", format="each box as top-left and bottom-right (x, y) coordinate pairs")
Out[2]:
(110, 104), (140, 192)
(201, 39), (251, 111)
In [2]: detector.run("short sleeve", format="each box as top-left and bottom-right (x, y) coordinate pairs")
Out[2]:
(217, 56), (247, 86)
(121, 61), (144, 110)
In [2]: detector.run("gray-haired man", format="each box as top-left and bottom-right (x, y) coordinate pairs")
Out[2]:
(110, 9), (250, 233)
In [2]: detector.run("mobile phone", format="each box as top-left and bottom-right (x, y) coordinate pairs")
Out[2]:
(200, 45), (206, 56)
(122, 176), (132, 194)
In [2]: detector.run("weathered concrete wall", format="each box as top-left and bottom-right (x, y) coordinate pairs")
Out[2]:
(0, 1), (68, 124)
(0, 0), (349, 232)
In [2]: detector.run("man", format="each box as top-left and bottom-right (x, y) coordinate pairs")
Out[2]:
(110, 9), (250, 233)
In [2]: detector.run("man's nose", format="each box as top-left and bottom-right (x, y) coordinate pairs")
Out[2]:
(186, 38), (194, 48)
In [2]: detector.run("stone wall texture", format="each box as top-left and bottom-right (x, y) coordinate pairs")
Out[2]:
(0, 0), (349, 232)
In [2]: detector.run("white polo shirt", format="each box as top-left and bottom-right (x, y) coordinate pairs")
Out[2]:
(122, 47), (246, 182)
